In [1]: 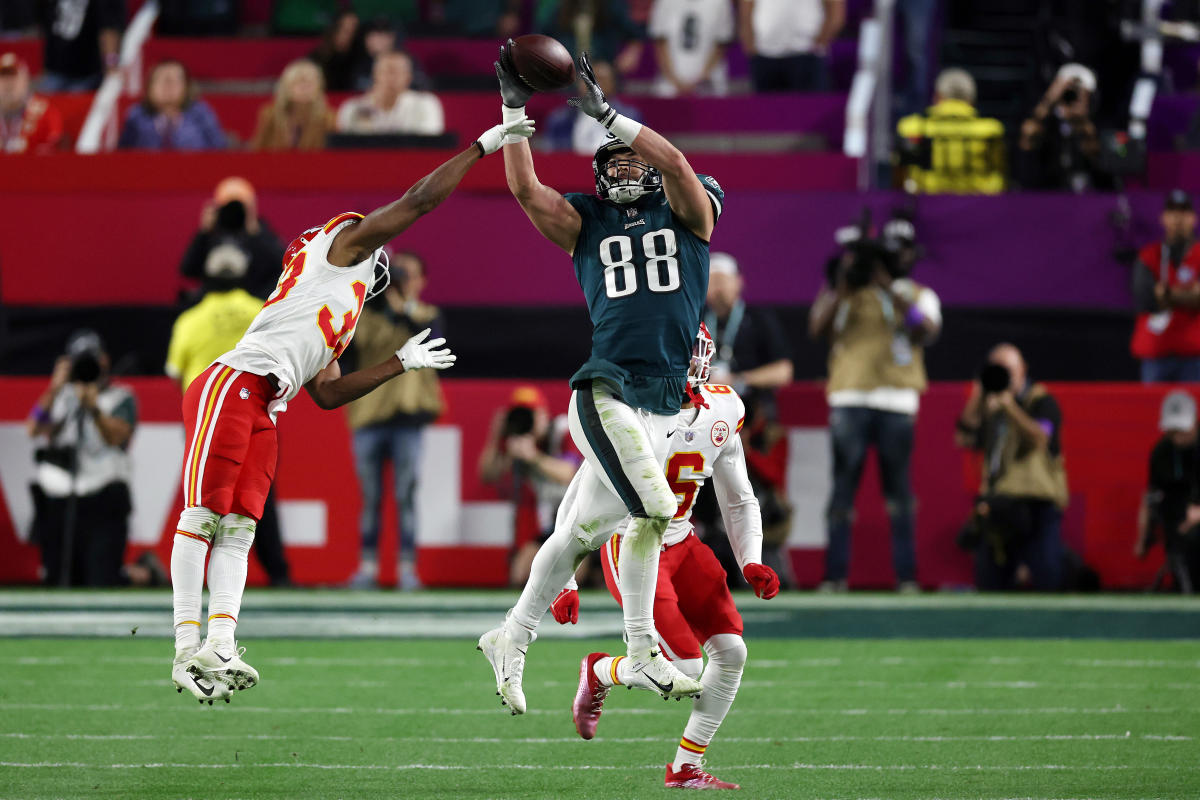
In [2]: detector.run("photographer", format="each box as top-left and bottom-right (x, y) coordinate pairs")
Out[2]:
(1130, 190), (1200, 383)
(1136, 391), (1200, 593)
(345, 252), (443, 590)
(26, 330), (137, 587)
(1016, 63), (1114, 192)
(178, 176), (286, 302)
(808, 213), (942, 592)
(955, 344), (1068, 591)
(478, 386), (582, 587)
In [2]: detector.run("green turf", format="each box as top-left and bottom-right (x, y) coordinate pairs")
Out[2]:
(1, 638), (1198, 799)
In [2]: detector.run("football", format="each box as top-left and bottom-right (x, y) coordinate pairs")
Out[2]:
(503, 34), (576, 92)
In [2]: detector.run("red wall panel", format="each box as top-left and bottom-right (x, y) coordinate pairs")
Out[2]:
(0, 379), (1172, 590)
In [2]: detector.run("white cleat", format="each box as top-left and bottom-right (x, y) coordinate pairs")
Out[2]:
(188, 639), (260, 693)
(622, 648), (703, 700)
(476, 626), (529, 715)
(172, 651), (231, 705)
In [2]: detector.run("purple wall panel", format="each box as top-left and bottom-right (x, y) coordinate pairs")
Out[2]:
(251, 191), (1151, 310)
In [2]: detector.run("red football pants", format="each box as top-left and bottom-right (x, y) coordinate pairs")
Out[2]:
(181, 363), (278, 520)
(601, 530), (743, 661)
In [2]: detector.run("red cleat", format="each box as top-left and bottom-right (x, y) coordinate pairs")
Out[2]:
(572, 652), (610, 740)
(664, 762), (741, 790)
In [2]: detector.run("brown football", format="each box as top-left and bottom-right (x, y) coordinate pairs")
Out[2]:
(503, 34), (576, 92)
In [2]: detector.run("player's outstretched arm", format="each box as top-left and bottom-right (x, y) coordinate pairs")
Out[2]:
(570, 52), (714, 241)
(495, 52), (582, 254)
(305, 329), (455, 409)
(712, 433), (778, 598)
(327, 117), (536, 267)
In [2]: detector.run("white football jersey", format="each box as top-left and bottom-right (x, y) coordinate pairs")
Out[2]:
(661, 384), (761, 566)
(217, 212), (378, 406)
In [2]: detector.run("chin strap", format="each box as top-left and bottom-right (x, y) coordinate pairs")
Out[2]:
(684, 383), (709, 409)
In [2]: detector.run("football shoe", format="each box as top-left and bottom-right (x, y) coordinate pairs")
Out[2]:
(572, 652), (610, 739)
(622, 648), (703, 700)
(476, 626), (529, 715)
(171, 651), (231, 705)
(188, 639), (259, 692)
(664, 761), (741, 790)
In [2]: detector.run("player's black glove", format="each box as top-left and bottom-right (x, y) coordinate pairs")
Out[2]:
(568, 52), (616, 127)
(495, 40), (534, 109)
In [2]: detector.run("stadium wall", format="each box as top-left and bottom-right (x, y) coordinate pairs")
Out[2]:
(0, 377), (1172, 591)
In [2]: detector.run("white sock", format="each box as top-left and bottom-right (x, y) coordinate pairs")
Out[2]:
(503, 524), (589, 645)
(593, 655), (623, 687)
(206, 514), (255, 644)
(619, 516), (667, 654)
(171, 507), (219, 654)
(672, 634), (746, 770)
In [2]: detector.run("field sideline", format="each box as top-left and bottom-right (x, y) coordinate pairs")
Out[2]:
(0, 591), (1197, 799)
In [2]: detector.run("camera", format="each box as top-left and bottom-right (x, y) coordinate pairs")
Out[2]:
(68, 351), (101, 383)
(501, 406), (535, 438)
(1060, 87), (1079, 105)
(980, 363), (1011, 394)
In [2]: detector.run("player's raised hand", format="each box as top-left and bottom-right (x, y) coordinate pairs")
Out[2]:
(568, 52), (613, 124)
(743, 563), (780, 600)
(550, 587), (579, 624)
(495, 43), (534, 109)
(396, 328), (457, 371)
(475, 115), (536, 155)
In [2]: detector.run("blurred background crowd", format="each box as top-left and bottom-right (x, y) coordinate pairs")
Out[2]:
(3, 0), (1200, 596)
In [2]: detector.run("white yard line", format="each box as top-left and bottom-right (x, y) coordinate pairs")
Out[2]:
(0, 761), (1195, 772)
(0, 732), (1190, 744)
(0, 702), (1194, 716)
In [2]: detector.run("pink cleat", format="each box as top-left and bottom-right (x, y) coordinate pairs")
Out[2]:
(572, 652), (610, 740)
(664, 762), (741, 790)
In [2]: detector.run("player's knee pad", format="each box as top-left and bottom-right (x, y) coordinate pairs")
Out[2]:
(673, 656), (704, 680)
(177, 506), (220, 543)
(216, 513), (256, 556)
(703, 633), (747, 673)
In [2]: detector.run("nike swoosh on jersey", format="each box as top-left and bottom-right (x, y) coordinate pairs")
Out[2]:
(666, 430), (677, 438)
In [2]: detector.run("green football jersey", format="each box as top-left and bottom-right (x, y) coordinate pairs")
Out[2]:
(565, 174), (725, 415)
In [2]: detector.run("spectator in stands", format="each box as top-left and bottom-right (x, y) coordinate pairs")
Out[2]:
(1017, 63), (1114, 192)
(0, 52), (64, 154)
(955, 343), (1068, 591)
(429, 0), (522, 38)
(544, 59), (641, 154)
(1, 1), (36, 34)
(336, 51), (444, 136)
(648, 0), (734, 96)
(117, 60), (226, 150)
(165, 244), (291, 586)
(178, 176), (286, 302)
(896, 0), (936, 117)
(478, 386), (582, 587)
(809, 231), (942, 592)
(1131, 189), (1200, 383)
(27, 330), (145, 586)
(1137, 390), (1200, 593)
(249, 59), (336, 151)
(895, 68), (1006, 195)
(355, 17), (402, 90)
(739, 0), (845, 92)
(536, 1), (645, 76)
(309, 9), (367, 93)
(344, 252), (444, 590)
(38, 0), (123, 92)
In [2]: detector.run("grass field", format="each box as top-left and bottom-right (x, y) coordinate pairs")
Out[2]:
(1, 592), (1198, 799)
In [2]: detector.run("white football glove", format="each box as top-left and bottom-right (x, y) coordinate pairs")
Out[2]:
(475, 115), (536, 155)
(396, 328), (456, 371)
